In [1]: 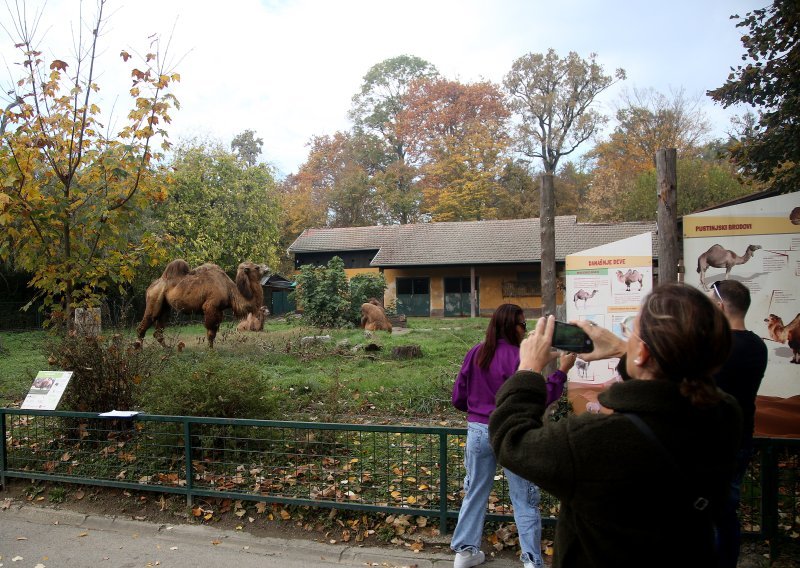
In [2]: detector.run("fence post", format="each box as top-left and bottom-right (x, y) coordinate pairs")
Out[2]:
(439, 431), (450, 534)
(184, 419), (194, 507)
(1, 410), (7, 490)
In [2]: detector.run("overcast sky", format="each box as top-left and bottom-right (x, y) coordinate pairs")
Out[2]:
(2, 0), (764, 177)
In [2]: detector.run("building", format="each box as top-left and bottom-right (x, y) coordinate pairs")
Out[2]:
(288, 216), (658, 317)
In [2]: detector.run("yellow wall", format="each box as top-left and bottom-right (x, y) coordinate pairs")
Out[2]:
(383, 265), (564, 317)
(344, 267), (382, 278)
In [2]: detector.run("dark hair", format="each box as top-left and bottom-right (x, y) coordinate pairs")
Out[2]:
(477, 303), (524, 369)
(713, 280), (751, 317)
(637, 282), (731, 407)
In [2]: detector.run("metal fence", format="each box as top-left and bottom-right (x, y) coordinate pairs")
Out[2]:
(1, 409), (797, 554)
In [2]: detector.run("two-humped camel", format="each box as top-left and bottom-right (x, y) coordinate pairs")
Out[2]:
(573, 289), (597, 309)
(765, 313), (800, 364)
(696, 244), (761, 290)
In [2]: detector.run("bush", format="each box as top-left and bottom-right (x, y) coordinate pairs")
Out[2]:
(135, 352), (278, 418)
(291, 257), (351, 328)
(48, 333), (169, 413)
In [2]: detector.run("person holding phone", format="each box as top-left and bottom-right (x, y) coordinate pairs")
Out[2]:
(488, 283), (741, 568)
(450, 304), (574, 568)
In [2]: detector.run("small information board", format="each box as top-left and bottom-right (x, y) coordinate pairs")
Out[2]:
(20, 371), (73, 410)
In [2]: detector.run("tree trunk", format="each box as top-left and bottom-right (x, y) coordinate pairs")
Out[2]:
(656, 149), (679, 284)
(540, 173), (556, 317)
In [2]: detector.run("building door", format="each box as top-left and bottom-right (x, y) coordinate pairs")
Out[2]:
(444, 277), (479, 317)
(396, 277), (430, 316)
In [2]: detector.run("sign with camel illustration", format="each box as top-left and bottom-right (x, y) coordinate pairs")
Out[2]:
(684, 191), (800, 406)
(564, 232), (653, 395)
(21, 370), (73, 410)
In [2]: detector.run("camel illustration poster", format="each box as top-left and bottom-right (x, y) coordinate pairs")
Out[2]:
(21, 370), (73, 410)
(564, 232), (653, 386)
(684, 191), (800, 405)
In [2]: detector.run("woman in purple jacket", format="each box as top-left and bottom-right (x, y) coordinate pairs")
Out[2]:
(451, 304), (573, 568)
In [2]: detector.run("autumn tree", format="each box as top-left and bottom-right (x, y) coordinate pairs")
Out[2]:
(275, 173), (328, 274)
(708, 0), (799, 193)
(0, 1), (179, 327)
(494, 160), (540, 220)
(398, 78), (511, 222)
(231, 129), (264, 167)
(349, 55), (438, 224)
(505, 50), (624, 315)
(158, 138), (281, 272)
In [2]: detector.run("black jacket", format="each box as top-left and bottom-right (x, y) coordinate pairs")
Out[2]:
(489, 371), (741, 568)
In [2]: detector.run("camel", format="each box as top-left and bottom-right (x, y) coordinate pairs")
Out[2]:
(573, 289), (598, 309)
(615, 269), (643, 292)
(696, 244), (761, 290)
(360, 298), (392, 333)
(136, 259), (269, 348)
(575, 358), (590, 379)
(237, 305), (270, 332)
(764, 313), (800, 364)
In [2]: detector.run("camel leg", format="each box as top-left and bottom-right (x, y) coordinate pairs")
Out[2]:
(699, 269), (708, 290)
(725, 267), (732, 280)
(204, 308), (223, 349)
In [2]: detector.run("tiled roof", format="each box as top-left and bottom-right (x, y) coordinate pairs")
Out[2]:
(288, 217), (659, 266)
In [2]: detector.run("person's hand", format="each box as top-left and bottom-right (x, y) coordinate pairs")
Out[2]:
(518, 315), (559, 373)
(558, 351), (577, 373)
(572, 320), (627, 361)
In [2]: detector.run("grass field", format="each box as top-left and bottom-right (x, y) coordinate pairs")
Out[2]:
(0, 316), (488, 422)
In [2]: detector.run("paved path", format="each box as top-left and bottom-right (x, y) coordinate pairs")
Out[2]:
(1, 504), (521, 568)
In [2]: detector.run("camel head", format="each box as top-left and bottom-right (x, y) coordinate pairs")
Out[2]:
(234, 262), (269, 302)
(747, 245), (762, 253)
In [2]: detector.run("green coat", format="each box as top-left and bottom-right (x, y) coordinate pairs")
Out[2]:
(489, 371), (741, 568)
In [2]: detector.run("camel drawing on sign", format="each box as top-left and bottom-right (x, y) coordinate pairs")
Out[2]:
(764, 313), (800, 364)
(575, 358), (590, 379)
(615, 270), (643, 292)
(573, 289), (598, 309)
(696, 244), (761, 290)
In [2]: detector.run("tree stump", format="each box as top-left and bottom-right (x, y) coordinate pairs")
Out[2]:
(391, 345), (422, 359)
(388, 314), (407, 328)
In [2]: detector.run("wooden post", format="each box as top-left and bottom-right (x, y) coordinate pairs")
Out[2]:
(656, 149), (678, 284)
(470, 266), (476, 318)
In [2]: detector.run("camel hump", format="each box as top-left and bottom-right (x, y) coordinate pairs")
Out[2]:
(162, 259), (191, 279)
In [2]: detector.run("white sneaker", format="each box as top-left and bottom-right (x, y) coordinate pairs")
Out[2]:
(523, 562), (538, 568)
(454, 549), (485, 568)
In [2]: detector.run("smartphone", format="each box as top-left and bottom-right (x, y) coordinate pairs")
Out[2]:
(552, 321), (594, 353)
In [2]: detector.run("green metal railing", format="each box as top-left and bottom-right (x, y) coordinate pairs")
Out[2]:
(1, 409), (797, 549)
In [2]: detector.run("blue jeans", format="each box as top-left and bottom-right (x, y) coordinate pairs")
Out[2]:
(451, 422), (543, 567)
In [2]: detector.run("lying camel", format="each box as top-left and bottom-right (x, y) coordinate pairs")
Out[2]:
(237, 305), (270, 332)
(361, 298), (392, 333)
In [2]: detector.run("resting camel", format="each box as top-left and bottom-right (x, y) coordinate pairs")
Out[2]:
(615, 269), (643, 292)
(573, 289), (598, 309)
(136, 259), (269, 348)
(237, 305), (270, 332)
(697, 244), (761, 290)
(360, 298), (392, 333)
(765, 313), (800, 364)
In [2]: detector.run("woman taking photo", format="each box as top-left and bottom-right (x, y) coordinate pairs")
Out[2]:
(451, 303), (574, 568)
(489, 283), (741, 568)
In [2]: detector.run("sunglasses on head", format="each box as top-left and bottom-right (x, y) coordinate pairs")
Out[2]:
(711, 282), (723, 302)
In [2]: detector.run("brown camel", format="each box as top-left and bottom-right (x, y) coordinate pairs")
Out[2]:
(360, 298), (392, 333)
(696, 244), (761, 290)
(615, 269), (643, 292)
(765, 313), (800, 364)
(573, 289), (598, 309)
(136, 259), (269, 348)
(237, 305), (270, 332)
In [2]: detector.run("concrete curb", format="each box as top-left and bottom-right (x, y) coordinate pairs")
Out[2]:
(4, 503), (522, 567)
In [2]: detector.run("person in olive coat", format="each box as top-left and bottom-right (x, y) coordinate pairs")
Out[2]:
(489, 283), (741, 568)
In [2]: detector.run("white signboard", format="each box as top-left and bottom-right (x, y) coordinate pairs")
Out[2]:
(565, 232), (653, 384)
(683, 191), (800, 399)
(21, 371), (73, 410)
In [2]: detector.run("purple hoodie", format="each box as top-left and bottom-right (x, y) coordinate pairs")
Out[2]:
(452, 339), (566, 424)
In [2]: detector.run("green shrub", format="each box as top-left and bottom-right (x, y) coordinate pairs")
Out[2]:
(135, 352), (278, 418)
(49, 333), (169, 413)
(291, 257), (351, 328)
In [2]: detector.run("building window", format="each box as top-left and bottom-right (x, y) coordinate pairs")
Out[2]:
(503, 270), (540, 297)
